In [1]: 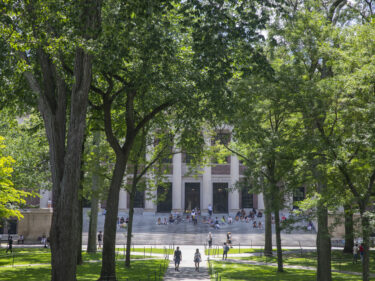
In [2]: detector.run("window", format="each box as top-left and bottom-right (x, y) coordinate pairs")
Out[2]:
(293, 187), (305, 209)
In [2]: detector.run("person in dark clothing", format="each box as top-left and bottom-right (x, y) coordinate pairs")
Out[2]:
(174, 246), (182, 271)
(97, 231), (103, 249)
(6, 236), (13, 253)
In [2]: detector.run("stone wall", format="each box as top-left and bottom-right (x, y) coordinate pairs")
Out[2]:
(18, 209), (52, 240)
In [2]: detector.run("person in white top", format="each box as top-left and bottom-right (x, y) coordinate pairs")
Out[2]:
(208, 204), (213, 217)
(353, 244), (359, 264)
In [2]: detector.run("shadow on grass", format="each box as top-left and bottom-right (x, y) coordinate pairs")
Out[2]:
(0, 259), (167, 281)
(211, 261), (361, 281)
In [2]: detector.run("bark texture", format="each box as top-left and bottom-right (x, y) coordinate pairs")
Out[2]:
(274, 208), (283, 272)
(99, 157), (127, 280)
(316, 198), (332, 281)
(343, 204), (354, 254)
(87, 131), (101, 253)
(125, 180), (137, 267)
(263, 192), (273, 257)
(360, 210), (370, 281)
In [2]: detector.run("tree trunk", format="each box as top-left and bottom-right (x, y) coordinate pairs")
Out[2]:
(22, 2), (102, 279)
(274, 208), (283, 272)
(77, 135), (86, 266)
(343, 204), (354, 254)
(99, 156), (127, 281)
(48, 47), (94, 281)
(263, 192), (273, 257)
(87, 131), (101, 253)
(360, 210), (370, 281)
(77, 194), (83, 265)
(125, 182), (136, 267)
(316, 199), (332, 281)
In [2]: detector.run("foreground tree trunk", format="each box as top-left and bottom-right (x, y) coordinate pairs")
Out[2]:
(48, 48), (94, 281)
(77, 193), (83, 265)
(99, 157), (127, 281)
(125, 180), (137, 267)
(343, 204), (354, 254)
(360, 209), (371, 281)
(316, 197), (331, 281)
(274, 208), (283, 272)
(263, 192), (273, 257)
(87, 131), (101, 253)
(21, 2), (102, 280)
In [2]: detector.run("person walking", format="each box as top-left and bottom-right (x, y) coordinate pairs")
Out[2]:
(226, 232), (232, 248)
(222, 242), (229, 260)
(353, 243), (359, 264)
(194, 248), (202, 272)
(359, 243), (364, 262)
(6, 236), (13, 254)
(208, 232), (213, 248)
(97, 231), (103, 249)
(208, 204), (213, 217)
(174, 246), (182, 271)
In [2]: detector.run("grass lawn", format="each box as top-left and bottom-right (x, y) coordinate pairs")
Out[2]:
(205, 248), (274, 255)
(0, 248), (146, 267)
(234, 250), (375, 273)
(116, 247), (174, 255)
(210, 261), (361, 281)
(0, 259), (167, 281)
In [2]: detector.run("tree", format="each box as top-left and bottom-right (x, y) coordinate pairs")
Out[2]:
(312, 22), (375, 281)
(124, 128), (176, 267)
(0, 112), (50, 199)
(1, 1), (102, 280)
(224, 68), (301, 270)
(0, 136), (30, 221)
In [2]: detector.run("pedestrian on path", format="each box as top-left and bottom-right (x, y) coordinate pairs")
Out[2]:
(6, 236), (13, 253)
(359, 243), (364, 262)
(226, 232), (232, 248)
(222, 242), (229, 260)
(208, 232), (212, 248)
(353, 244), (359, 264)
(194, 248), (202, 272)
(174, 246), (182, 271)
(98, 231), (103, 249)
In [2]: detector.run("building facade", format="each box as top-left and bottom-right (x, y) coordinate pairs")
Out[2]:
(39, 152), (264, 215)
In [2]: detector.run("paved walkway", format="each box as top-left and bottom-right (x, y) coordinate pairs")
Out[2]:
(164, 245), (210, 281)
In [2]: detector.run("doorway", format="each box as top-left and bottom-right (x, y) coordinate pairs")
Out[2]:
(185, 182), (200, 211)
(213, 182), (228, 213)
(157, 183), (172, 212)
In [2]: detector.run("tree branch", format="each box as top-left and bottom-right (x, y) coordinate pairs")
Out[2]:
(134, 100), (175, 135)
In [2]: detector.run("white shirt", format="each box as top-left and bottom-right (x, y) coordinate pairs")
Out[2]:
(353, 246), (358, 254)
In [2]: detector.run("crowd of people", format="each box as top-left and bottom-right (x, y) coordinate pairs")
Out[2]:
(155, 206), (267, 230)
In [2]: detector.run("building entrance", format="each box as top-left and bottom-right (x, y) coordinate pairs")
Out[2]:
(157, 183), (172, 212)
(185, 182), (200, 211)
(213, 182), (228, 213)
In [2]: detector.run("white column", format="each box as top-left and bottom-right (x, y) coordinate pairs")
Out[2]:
(144, 146), (156, 214)
(258, 193), (265, 209)
(202, 134), (212, 214)
(172, 152), (182, 212)
(118, 189), (127, 210)
(229, 155), (240, 214)
(40, 189), (52, 208)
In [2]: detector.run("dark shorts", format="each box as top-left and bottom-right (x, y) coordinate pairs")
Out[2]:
(175, 258), (180, 265)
